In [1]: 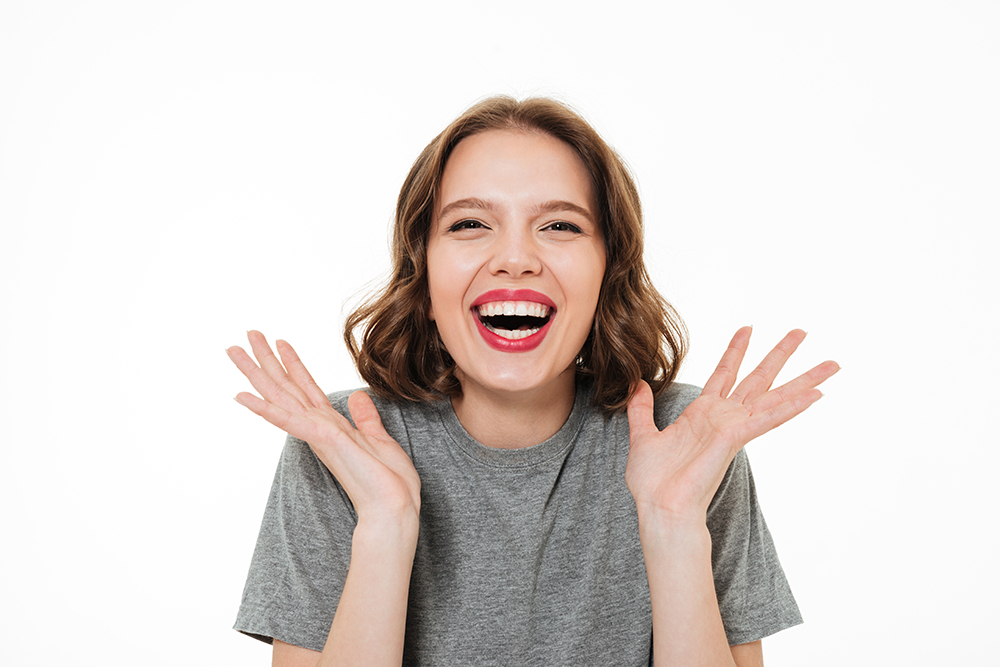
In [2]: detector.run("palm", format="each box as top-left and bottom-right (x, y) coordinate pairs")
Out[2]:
(626, 328), (839, 522)
(228, 331), (421, 521)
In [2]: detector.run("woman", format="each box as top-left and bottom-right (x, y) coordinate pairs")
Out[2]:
(228, 96), (839, 666)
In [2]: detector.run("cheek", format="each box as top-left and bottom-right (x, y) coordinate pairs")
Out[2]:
(589, 247), (607, 284)
(590, 245), (608, 301)
(425, 244), (444, 321)
(559, 249), (606, 308)
(428, 245), (484, 301)
(426, 253), (465, 323)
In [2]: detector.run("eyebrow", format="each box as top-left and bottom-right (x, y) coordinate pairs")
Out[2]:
(437, 197), (596, 224)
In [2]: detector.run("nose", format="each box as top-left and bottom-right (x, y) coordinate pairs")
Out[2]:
(488, 226), (542, 277)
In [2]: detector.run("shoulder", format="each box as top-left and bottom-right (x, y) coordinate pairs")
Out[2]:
(275, 386), (426, 507)
(322, 387), (444, 453)
(322, 387), (412, 424)
(651, 382), (701, 431)
(323, 387), (366, 415)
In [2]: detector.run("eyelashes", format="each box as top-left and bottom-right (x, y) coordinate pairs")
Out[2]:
(543, 221), (582, 233)
(446, 219), (583, 234)
(448, 219), (487, 233)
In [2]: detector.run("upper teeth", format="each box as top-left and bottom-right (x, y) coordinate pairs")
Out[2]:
(476, 301), (550, 317)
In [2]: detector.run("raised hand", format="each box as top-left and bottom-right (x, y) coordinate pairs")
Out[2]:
(227, 331), (421, 525)
(625, 327), (839, 525)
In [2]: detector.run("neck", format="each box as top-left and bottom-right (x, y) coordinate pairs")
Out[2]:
(451, 371), (577, 449)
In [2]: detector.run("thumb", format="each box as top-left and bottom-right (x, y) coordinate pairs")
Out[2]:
(626, 380), (658, 442)
(347, 391), (391, 443)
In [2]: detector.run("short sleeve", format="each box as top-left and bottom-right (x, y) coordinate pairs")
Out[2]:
(707, 449), (803, 645)
(233, 431), (358, 652)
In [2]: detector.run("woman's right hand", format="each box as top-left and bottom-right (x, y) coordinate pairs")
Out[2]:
(227, 330), (421, 528)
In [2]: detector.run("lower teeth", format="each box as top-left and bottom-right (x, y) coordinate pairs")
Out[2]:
(485, 323), (540, 340)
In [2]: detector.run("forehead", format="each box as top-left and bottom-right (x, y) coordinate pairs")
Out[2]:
(436, 130), (596, 215)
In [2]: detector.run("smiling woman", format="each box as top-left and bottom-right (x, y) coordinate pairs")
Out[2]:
(344, 97), (687, 416)
(227, 96), (839, 667)
(426, 130), (606, 432)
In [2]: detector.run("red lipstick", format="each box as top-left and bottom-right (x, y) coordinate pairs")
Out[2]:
(471, 289), (556, 309)
(471, 289), (555, 352)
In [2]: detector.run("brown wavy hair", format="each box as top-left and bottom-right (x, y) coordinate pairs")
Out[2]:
(344, 96), (687, 414)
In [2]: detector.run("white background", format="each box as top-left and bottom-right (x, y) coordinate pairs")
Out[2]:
(1, 2), (996, 665)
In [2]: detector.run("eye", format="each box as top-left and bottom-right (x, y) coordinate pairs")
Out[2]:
(448, 219), (488, 233)
(543, 221), (583, 233)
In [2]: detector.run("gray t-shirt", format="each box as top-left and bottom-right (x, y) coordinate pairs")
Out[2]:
(235, 381), (801, 664)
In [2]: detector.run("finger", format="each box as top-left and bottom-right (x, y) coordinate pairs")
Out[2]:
(277, 339), (332, 409)
(226, 345), (303, 413)
(729, 329), (806, 404)
(749, 360), (840, 415)
(348, 391), (393, 446)
(247, 330), (309, 405)
(702, 327), (752, 398)
(235, 390), (378, 484)
(626, 380), (659, 442)
(235, 390), (371, 474)
(741, 387), (824, 443)
(233, 391), (319, 440)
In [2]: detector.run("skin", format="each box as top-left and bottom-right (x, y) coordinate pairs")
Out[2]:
(427, 130), (606, 448)
(626, 326), (837, 665)
(227, 130), (840, 667)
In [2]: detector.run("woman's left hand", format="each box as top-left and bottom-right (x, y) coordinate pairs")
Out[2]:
(625, 327), (839, 525)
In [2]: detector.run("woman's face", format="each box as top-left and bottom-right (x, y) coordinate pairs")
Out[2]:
(426, 129), (606, 401)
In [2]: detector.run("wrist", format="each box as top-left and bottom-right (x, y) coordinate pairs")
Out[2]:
(353, 510), (420, 552)
(635, 503), (710, 544)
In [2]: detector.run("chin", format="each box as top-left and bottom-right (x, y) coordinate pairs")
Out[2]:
(457, 362), (577, 398)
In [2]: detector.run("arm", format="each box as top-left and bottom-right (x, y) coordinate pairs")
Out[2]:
(731, 641), (763, 667)
(319, 514), (417, 664)
(269, 625), (768, 667)
(637, 510), (734, 666)
(637, 515), (762, 667)
(229, 331), (420, 666)
(626, 328), (838, 666)
(272, 516), (418, 667)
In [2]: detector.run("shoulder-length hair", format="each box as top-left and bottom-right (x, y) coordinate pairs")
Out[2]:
(344, 95), (687, 414)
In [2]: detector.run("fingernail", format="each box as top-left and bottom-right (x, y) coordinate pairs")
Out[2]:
(233, 396), (244, 406)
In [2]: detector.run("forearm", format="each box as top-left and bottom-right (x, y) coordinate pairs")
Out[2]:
(638, 508), (736, 667)
(318, 515), (419, 666)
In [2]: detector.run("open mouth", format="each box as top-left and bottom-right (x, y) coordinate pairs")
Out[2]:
(475, 301), (552, 340)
